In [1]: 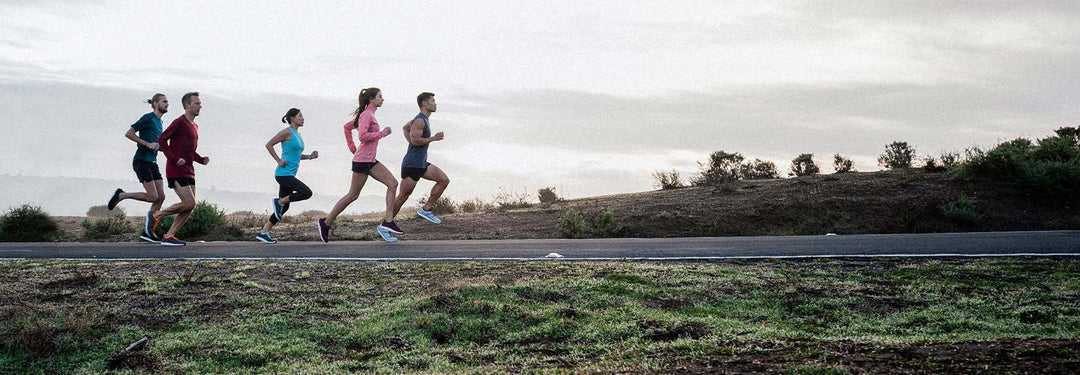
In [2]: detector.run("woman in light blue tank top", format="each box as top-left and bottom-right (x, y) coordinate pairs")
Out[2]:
(257, 108), (319, 243)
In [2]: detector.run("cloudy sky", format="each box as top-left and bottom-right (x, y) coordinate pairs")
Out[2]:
(2, 1), (1079, 215)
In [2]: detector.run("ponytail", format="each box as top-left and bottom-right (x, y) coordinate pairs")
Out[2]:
(351, 87), (380, 128)
(282, 108), (301, 124)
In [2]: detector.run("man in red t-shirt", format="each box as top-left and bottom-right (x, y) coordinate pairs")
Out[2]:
(153, 92), (210, 246)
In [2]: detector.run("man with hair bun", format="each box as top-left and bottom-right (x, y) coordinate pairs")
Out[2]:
(107, 93), (169, 243)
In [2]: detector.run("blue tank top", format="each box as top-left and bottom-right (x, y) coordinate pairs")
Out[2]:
(401, 113), (430, 168)
(275, 127), (304, 176)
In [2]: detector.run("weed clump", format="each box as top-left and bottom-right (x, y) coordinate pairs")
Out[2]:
(833, 154), (855, 173)
(87, 204), (123, 217)
(557, 207), (624, 239)
(652, 170), (685, 190)
(459, 198), (495, 213)
(537, 187), (561, 204)
(153, 200), (231, 240)
(790, 153), (820, 177)
(940, 194), (982, 226)
(81, 213), (135, 241)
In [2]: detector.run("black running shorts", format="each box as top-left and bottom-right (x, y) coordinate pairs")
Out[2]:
(352, 161), (379, 175)
(133, 160), (162, 183)
(167, 177), (196, 189)
(401, 163), (431, 181)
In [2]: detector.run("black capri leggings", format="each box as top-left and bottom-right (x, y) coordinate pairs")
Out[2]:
(269, 175), (312, 224)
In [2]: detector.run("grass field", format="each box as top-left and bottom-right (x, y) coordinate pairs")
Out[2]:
(2, 258), (1078, 374)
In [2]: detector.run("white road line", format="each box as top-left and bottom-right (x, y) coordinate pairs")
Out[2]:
(4, 253), (1079, 262)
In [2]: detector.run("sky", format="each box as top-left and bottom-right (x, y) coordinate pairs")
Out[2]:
(2, 1), (1079, 215)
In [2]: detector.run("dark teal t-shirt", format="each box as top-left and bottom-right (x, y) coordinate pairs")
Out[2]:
(131, 113), (162, 163)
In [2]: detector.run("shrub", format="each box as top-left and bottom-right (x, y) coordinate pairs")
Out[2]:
(418, 196), (457, 214)
(833, 154), (855, 173)
(941, 194), (982, 226)
(459, 198), (495, 213)
(87, 204), (123, 217)
(557, 207), (623, 239)
(652, 169), (685, 190)
(537, 187), (561, 204)
(878, 141), (916, 169)
(0, 204), (60, 242)
(922, 156), (946, 172)
(741, 159), (780, 180)
(153, 200), (227, 240)
(691, 151), (744, 185)
(494, 188), (533, 210)
(81, 213), (135, 241)
(950, 128), (1080, 192)
(789, 153), (820, 177)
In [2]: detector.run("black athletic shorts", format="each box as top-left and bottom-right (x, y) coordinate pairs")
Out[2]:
(401, 163), (432, 181)
(167, 177), (196, 189)
(132, 160), (162, 183)
(352, 161), (379, 175)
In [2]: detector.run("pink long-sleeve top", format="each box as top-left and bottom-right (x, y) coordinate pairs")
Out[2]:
(344, 105), (390, 163)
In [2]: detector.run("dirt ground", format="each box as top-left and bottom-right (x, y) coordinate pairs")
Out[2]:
(61, 169), (1080, 241)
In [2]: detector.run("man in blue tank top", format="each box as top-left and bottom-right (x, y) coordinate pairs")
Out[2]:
(393, 92), (448, 225)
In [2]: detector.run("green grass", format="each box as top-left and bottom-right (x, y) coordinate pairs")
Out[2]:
(1, 259), (1078, 373)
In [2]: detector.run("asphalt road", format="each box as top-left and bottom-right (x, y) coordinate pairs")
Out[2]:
(0, 231), (1077, 261)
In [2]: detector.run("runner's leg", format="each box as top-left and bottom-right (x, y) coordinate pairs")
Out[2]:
(164, 185), (196, 238)
(421, 165), (450, 211)
(393, 176), (418, 217)
(367, 163), (399, 223)
(325, 172), (368, 226)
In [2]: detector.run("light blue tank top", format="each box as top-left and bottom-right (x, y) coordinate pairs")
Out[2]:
(275, 127), (304, 176)
(402, 113), (430, 168)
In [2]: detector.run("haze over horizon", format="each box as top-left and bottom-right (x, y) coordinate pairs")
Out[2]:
(2, 1), (1079, 216)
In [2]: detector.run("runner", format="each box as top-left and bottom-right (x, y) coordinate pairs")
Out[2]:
(392, 92), (449, 226)
(107, 93), (169, 243)
(152, 92), (209, 247)
(257, 108), (318, 244)
(317, 88), (403, 242)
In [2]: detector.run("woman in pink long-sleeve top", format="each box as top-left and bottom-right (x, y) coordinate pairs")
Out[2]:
(318, 87), (403, 242)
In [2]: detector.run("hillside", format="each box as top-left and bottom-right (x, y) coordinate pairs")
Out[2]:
(244, 169), (1079, 242)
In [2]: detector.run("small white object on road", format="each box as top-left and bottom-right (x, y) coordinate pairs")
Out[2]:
(545, 253), (564, 258)
(825, 233), (837, 236)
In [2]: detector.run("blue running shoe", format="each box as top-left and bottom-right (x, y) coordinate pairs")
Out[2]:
(417, 208), (441, 224)
(272, 198), (284, 221)
(376, 225), (398, 242)
(256, 232), (278, 244)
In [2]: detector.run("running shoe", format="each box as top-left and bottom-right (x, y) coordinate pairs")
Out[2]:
(256, 232), (278, 244)
(139, 230), (161, 244)
(380, 220), (404, 235)
(144, 211), (156, 238)
(108, 189), (123, 210)
(317, 218), (330, 243)
(376, 225), (399, 242)
(417, 208), (442, 224)
(272, 198), (284, 221)
(160, 236), (187, 247)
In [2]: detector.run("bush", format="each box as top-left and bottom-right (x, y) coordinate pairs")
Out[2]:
(458, 198), (495, 213)
(878, 141), (916, 169)
(494, 188), (532, 210)
(941, 194), (982, 226)
(652, 169), (685, 190)
(154, 200), (227, 240)
(557, 207), (623, 239)
(691, 151), (744, 185)
(833, 154), (855, 173)
(418, 196), (456, 214)
(0, 204), (60, 242)
(950, 128), (1080, 192)
(789, 153), (820, 177)
(81, 213), (135, 241)
(741, 159), (780, 180)
(87, 204), (123, 217)
(537, 187), (561, 204)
